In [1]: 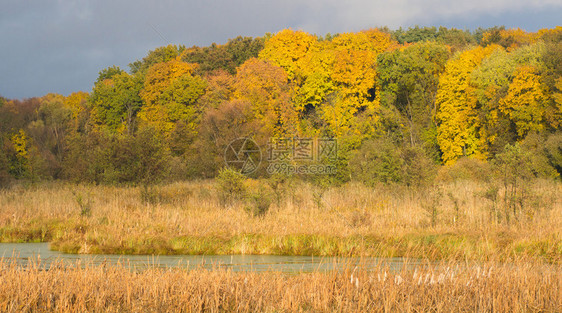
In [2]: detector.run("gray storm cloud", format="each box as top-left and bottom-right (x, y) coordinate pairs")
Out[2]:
(0, 0), (560, 99)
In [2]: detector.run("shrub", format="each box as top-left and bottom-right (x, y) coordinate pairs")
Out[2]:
(0, 136), (12, 188)
(349, 137), (404, 186)
(216, 167), (247, 207)
(401, 146), (438, 187)
(543, 131), (562, 179)
(167, 156), (190, 181)
(494, 143), (535, 183)
(62, 127), (172, 185)
(492, 143), (538, 223)
(480, 183), (501, 223)
(436, 157), (492, 182)
(350, 137), (437, 187)
(244, 186), (272, 217)
(421, 186), (443, 227)
(520, 132), (559, 179)
(120, 126), (172, 186)
(73, 191), (92, 217)
(267, 173), (290, 207)
(140, 185), (161, 205)
(0, 147), (11, 188)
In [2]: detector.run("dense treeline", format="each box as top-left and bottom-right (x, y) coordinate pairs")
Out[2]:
(0, 26), (561, 187)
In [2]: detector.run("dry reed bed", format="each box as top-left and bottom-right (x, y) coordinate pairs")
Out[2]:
(0, 258), (559, 312)
(0, 180), (560, 260)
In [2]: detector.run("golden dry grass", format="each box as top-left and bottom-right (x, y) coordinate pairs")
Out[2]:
(0, 258), (559, 312)
(0, 179), (560, 261)
(0, 180), (560, 312)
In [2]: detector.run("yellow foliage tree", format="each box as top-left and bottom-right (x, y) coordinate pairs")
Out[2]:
(331, 29), (393, 54)
(138, 58), (199, 135)
(259, 29), (394, 137)
(258, 29), (318, 82)
(322, 49), (379, 137)
(482, 28), (537, 51)
(537, 26), (562, 42)
(140, 58), (194, 106)
(11, 130), (28, 161)
(9, 130), (31, 178)
(64, 91), (88, 121)
(293, 46), (335, 112)
(436, 45), (500, 164)
(40, 93), (65, 104)
(294, 30), (394, 137)
(233, 58), (297, 136)
(499, 65), (549, 137)
(197, 70), (236, 110)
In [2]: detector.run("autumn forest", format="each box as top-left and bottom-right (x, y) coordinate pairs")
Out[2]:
(1, 26), (562, 312)
(1, 26), (561, 186)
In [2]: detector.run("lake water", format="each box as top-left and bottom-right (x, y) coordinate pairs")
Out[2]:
(0, 242), (422, 272)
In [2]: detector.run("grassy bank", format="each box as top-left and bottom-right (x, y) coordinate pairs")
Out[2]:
(0, 180), (560, 262)
(0, 258), (559, 312)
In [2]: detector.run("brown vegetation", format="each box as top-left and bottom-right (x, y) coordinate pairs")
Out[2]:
(0, 258), (559, 312)
(0, 179), (560, 262)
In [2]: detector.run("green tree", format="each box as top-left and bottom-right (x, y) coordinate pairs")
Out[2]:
(25, 94), (74, 178)
(0, 98), (41, 135)
(226, 36), (265, 70)
(161, 74), (208, 155)
(90, 72), (144, 133)
(544, 131), (562, 178)
(0, 138), (11, 187)
(481, 28), (536, 51)
(96, 66), (124, 83)
(377, 41), (450, 158)
(181, 36), (264, 75)
(541, 42), (562, 129)
(122, 126), (172, 185)
(216, 167), (247, 207)
(392, 26), (438, 44)
(62, 131), (109, 183)
(436, 27), (476, 51)
(493, 143), (536, 223)
(62, 127), (171, 185)
(6, 130), (45, 180)
(129, 44), (186, 74)
(160, 74), (207, 119)
(182, 44), (233, 75)
(470, 42), (546, 155)
(551, 77), (562, 129)
(520, 132), (560, 179)
(473, 26), (504, 45)
(400, 145), (438, 186)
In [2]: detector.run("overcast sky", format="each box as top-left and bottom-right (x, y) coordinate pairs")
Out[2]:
(1, 0), (561, 99)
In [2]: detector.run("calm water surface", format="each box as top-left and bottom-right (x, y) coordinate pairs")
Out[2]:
(0, 243), (423, 272)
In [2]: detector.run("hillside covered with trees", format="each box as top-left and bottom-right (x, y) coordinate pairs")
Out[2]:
(1, 26), (561, 186)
